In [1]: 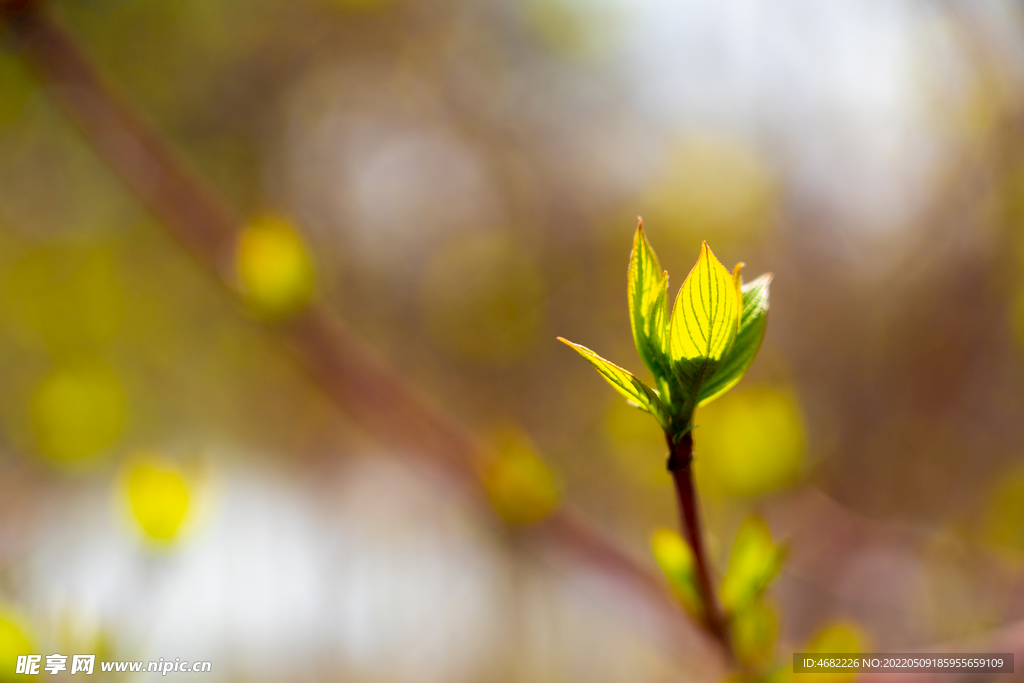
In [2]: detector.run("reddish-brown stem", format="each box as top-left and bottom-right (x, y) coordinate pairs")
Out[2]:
(667, 430), (733, 661)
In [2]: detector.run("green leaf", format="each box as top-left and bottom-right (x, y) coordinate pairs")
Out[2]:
(650, 528), (704, 621)
(669, 242), (740, 399)
(731, 598), (779, 669)
(628, 220), (671, 382)
(720, 517), (786, 615)
(557, 338), (669, 429)
(698, 272), (772, 406)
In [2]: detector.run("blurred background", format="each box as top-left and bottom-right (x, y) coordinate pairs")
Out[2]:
(2, 0), (1024, 680)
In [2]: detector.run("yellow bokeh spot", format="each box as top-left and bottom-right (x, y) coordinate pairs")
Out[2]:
(127, 458), (190, 541)
(799, 622), (867, 683)
(981, 465), (1024, 560)
(483, 426), (561, 525)
(694, 387), (805, 498)
(235, 216), (315, 320)
(330, 0), (394, 12)
(641, 133), (776, 246)
(0, 611), (34, 682)
(521, 0), (621, 61)
(30, 365), (126, 465)
(603, 399), (669, 489)
(420, 233), (545, 364)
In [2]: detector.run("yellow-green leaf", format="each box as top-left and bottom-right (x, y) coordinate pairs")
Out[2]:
(651, 528), (704, 621)
(669, 242), (740, 393)
(558, 338), (668, 428)
(698, 272), (772, 406)
(732, 598), (779, 669)
(720, 517), (786, 615)
(628, 220), (670, 381)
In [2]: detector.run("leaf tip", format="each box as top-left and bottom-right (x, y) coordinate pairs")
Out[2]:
(698, 240), (719, 265)
(732, 262), (745, 290)
(633, 217), (647, 247)
(556, 336), (590, 356)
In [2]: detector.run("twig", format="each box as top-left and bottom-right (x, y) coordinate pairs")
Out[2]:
(0, 1), (729, 675)
(667, 430), (733, 660)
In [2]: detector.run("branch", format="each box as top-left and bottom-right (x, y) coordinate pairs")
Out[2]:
(0, 2), (729, 676)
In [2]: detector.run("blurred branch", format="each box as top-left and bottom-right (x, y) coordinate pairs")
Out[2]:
(857, 617), (1024, 683)
(773, 489), (1024, 683)
(0, 1), (728, 676)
